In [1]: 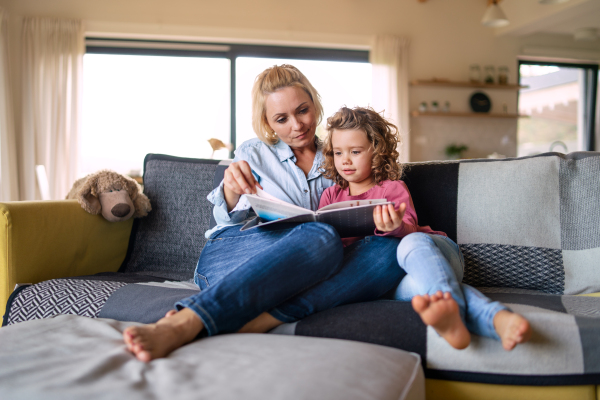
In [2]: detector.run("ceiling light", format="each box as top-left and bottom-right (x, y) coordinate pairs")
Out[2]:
(481, 0), (510, 28)
(539, 0), (571, 4)
(574, 27), (598, 41)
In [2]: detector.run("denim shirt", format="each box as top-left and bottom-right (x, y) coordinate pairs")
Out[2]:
(205, 138), (334, 238)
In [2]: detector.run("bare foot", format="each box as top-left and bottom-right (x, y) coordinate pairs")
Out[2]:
(123, 308), (204, 362)
(493, 310), (532, 351)
(412, 291), (471, 350)
(238, 312), (284, 333)
(124, 309), (178, 353)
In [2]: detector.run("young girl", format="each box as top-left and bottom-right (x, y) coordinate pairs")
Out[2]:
(320, 106), (532, 350)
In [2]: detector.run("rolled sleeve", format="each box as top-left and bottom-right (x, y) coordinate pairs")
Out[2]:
(208, 180), (251, 226)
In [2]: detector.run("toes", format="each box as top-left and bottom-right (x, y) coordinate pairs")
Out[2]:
(412, 295), (429, 313)
(137, 350), (152, 363)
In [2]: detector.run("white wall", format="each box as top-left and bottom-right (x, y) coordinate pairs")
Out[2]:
(0, 0), (532, 161)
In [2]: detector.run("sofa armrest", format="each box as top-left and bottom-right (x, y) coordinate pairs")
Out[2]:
(0, 200), (133, 318)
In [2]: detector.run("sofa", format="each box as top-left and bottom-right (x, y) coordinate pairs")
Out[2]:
(2, 151), (600, 400)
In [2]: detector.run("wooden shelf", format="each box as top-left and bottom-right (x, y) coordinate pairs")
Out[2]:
(410, 80), (527, 90)
(410, 111), (527, 119)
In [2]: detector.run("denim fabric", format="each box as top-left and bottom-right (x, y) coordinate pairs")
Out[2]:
(205, 138), (334, 238)
(394, 232), (506, 340)
(176, 222), (404, 336)
(271, 235), (405, 322)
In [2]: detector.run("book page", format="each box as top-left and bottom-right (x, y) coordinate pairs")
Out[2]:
(318, 198), (389, 211)
(245, 189), (313, 221)
(254, 187), (290, 205)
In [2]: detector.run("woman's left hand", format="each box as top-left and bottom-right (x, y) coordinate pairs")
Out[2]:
(374, 203), (406, 232)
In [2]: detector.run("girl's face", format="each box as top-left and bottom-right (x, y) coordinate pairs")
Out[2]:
(331, 128), (374, 188)
(265, 86), (317, 149)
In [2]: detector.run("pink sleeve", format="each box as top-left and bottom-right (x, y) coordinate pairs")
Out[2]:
(318, 186), (334, 210)
(374, 181), (420, 239)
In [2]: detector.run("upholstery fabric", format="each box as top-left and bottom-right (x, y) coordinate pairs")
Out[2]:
(0, 200), (132, 318)
(403, 152), (600, 295)
(6, 273), (600, 386)
(0, 315), (425, 400)
(120, 154), (221, 280)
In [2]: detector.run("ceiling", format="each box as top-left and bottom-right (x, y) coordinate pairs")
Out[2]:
(496, 0), (600, 39)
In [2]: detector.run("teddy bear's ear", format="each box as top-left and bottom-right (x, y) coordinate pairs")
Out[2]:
(132, 192), (152, 218)
(77, 175), (102, 214)
(125, 177), (152, 218)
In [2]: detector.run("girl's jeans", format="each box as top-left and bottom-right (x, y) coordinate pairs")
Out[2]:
(176, 222), (405, 336)
(394, 232), (506, 340)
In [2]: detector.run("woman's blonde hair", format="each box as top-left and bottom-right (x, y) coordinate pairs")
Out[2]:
(251, 64), (324, 145)
(322, 106), (403, 190)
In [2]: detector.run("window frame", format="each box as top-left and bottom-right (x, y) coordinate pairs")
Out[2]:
(86, 38), (370, 158)
(517, 59), (599, 152)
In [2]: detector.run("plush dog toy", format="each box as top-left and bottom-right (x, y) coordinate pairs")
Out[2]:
(66, 170), (151, 222)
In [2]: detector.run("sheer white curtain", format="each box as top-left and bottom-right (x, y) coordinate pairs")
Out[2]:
(370, 36), (410, 162)
(0, 8), (19, 201)
(20, 17), (84, 200)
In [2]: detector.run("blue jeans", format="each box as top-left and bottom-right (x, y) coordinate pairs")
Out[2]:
(176, 222), (404, 336)
(394, 232), (506, 340)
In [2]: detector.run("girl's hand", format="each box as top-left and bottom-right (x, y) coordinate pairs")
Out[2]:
(374, 203), (406, 233)
(223, 161), (263, 211)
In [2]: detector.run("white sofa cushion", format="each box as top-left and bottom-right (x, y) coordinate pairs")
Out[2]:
(0, 314), (424, 400)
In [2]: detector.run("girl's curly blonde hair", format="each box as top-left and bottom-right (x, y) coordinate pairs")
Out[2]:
(321, 106), (403, 190)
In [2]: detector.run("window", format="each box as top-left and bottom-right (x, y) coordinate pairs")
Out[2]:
(517, 61), (598, 156)
(81, 40), (370, 178)
(82, 54), (231, 177)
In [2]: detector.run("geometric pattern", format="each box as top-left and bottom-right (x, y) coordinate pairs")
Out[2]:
(461, 243), (565, 294)
(6, 279), (127, 326)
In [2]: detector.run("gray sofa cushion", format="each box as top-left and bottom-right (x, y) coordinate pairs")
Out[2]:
(0, 315), (425, 400)
(120, 154), (228, 281)
(455, 152), (600, 294)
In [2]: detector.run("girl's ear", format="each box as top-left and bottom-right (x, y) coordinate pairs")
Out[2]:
(77, 175), (101, 214)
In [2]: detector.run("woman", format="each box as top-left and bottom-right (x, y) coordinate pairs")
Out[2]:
(124, 65), (405, 362)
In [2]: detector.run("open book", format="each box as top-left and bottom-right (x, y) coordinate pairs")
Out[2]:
(241, 188), (393, 238)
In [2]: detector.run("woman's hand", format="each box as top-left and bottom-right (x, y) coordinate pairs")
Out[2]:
(223, 161), (263, 211)
(374, 203), (406, 233)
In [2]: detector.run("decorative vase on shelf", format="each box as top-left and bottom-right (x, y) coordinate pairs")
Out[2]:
(498, 66), (509, 85)
(442, 101), (450, 112)
(484, 65), (495, 84)
(431, 101), (439, 112)
(469, 64), (481, 83)
(418, 102), (427, 112)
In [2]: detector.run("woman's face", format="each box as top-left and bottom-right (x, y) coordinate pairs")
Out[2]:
(264, 86), (317, 149)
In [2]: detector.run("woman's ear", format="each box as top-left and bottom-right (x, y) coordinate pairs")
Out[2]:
(77, 175), (102, 214)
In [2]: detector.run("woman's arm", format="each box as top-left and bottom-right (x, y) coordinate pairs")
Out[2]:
(223, 160), (262, 211)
